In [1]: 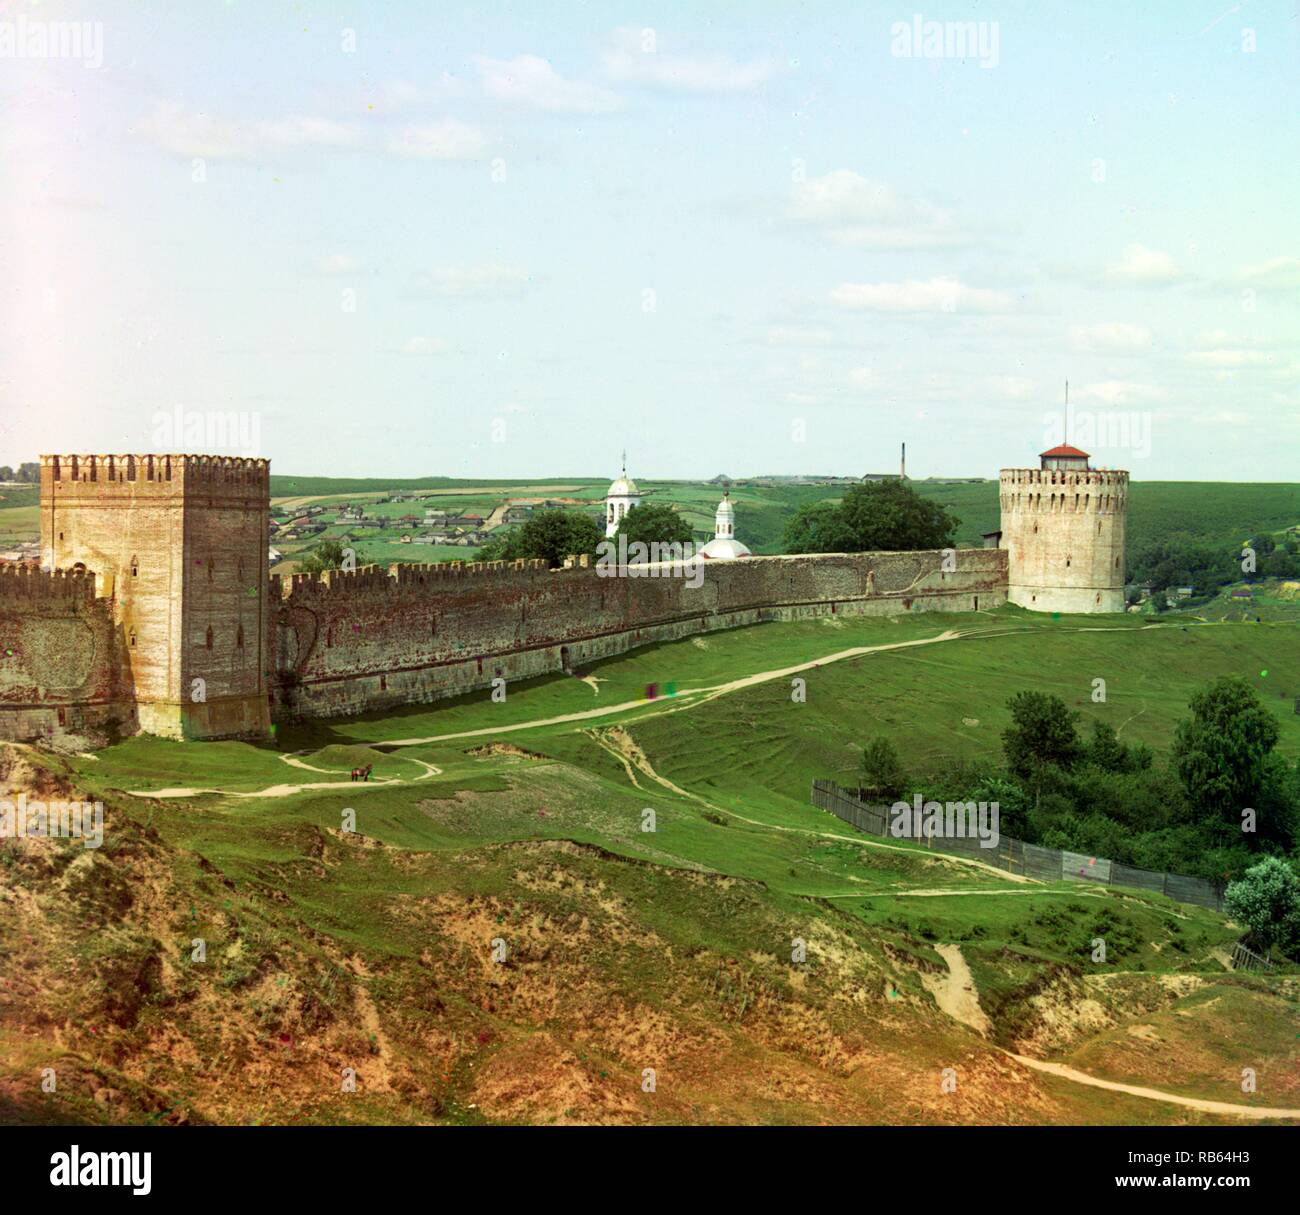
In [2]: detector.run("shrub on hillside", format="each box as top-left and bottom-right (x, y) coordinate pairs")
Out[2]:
(1223, 856), (1300, 958)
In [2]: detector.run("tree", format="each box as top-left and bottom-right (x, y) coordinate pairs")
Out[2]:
(782, 502), (857, 554)
(1223, 857), (1300, 957)
(299, 540), (349, 574)
(613, 502), (694, 549)
(783, 479), (957, 554)
(509, 509), (602, 568)
(0, 466), (13, 481)
(1085, 720), (1130, 774)
(474, 529), (522, 562)
(16, 462), (39, 483)
(859, 737), (907, 802)
(1002, 692), (1082, 781)
(1172, 676), (1281, 838)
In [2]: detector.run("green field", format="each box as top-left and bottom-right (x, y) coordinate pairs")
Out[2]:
(4, 476), (1296, 569)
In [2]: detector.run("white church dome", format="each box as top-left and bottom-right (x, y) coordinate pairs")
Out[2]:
(698, 536), (751, 560)
(607, 474), (639, 497)
(698, 490), (750, 558)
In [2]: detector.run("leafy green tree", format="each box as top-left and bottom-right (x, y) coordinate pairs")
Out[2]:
(782, 502), (857, 554)
(1085, 720), (1130, 774)
(1002, 692), (1082, 781)
(613, 502), (694, 548)
(474, 529), (522, 562)
(1223, 856), (1300, 957)
(300, 539), (349, 574)
(783, 480), (957, 554)
(1172, 676), (1282, 840)
(508, 509), (603, 568)
(0, 466), (13, 481)
(859, 737), (907, 802)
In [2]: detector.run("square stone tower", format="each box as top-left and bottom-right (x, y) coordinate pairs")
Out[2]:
(39, 453), (272, 739)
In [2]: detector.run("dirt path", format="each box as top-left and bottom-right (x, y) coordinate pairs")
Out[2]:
(922, 943), (992, 1036)
(383, 621), (1183, 750)
(385, 628), (970, 747)
(1005, 1054), (1300, 1121)
(921, 943), (1299, 1119)
(125, 753), (441, 800)
(589, 726), (1038, 887)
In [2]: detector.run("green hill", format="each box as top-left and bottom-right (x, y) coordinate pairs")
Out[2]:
(8, 608), (1297, 1126)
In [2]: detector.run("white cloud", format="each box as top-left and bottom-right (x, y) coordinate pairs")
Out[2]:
(316, 254), (362, 277)
(1232, 256), (1300, 290)
(830, 276), (1013, 314)
(986, 375), (1039, 401)
(412, 264), (532, 297)
(137, 102), (362, 159)
(398, 336), (448, 355)
(1104, 244), (1184, 285)
(1069, 322), (1153, 354)
(1072, 380), (1169, 405)
(845, 366), (880, 390)
(473, 54), (620, 113)
(765, 326), (834, 346)
(789, 171), (965, 249)
(386, 119), (489, 160)
(601, 26), (780, 92)
(1186, 348), (1275, 368)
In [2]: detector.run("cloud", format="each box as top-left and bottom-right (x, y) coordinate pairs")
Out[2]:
(601, 26), (780, 93)
(1186, 348), (1276, 368)
(397, 336), (448, 356)
(830, 276), (1013, 314)
(985, 375), (1039, 401)
(315, 254), (362, 277)
(386, 119), (489, 160)
(412, 264), (532, 297)
(764, 326), (835, 346)
(1072, 380), (1169, 405)
(1069, 322), (1154, 354)
(473, 54), (620, 113)
(1232, 256), (1300, 290)
(789, 171), (965, 249)
(1104, 244), (1184, 285)
(137, 102), (362, 159)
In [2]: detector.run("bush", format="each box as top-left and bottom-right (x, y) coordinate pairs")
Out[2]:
(1223, 856), (1300, 957)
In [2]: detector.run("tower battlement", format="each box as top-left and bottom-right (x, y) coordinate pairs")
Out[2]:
(278, 558), (561, 600)
(41, 454), (270, 498)
(0, 562), (98, 604)
(999, 468), (1129, 515)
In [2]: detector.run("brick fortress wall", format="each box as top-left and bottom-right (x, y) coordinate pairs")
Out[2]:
(271, 548), (1009, 720)
(0, 564), (131, 742)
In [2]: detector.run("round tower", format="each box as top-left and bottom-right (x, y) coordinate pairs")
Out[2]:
(999, 445), (1128, 613)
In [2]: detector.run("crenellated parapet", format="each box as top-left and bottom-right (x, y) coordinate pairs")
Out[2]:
(999, 468), (1128, 515)
(41, 454), (270, 498)
(278, 558), (556, 601)
(0, 562), (98, 604)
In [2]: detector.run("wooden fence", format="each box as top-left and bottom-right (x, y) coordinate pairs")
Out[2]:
(812, 780), (1225, 913)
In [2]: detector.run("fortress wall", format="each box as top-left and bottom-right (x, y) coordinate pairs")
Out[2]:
(272, 548), (1008, 719)
(0, 565), (132, 743)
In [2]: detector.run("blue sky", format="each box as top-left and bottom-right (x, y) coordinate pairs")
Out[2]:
(1, 0), (1297, 480)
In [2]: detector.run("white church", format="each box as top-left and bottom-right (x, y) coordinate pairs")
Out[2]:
(604, 462), (750, 560)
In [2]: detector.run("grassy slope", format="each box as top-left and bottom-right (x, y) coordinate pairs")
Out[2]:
(6, 608), (1296, 1125)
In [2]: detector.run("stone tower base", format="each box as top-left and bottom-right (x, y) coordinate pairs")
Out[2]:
(1008, 585), (1125, 614)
